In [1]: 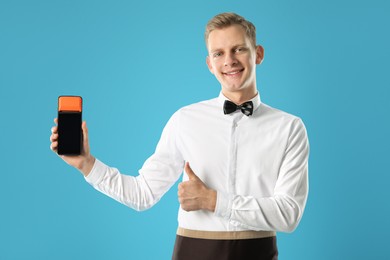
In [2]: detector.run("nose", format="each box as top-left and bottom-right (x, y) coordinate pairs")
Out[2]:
(224, 52), (238, 67)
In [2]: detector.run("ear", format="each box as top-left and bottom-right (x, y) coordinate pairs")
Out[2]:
(206, 56), (215, 74)
(255, 45), (265, 65)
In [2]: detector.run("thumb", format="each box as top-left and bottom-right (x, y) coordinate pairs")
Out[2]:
(82, 121), (88, 142)
(81, 121), (90, 154)
(185, 162), (199, 181)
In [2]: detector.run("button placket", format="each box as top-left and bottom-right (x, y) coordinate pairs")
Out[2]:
(227, 113), (242, 200)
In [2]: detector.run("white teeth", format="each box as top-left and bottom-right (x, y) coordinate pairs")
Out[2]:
(225, 70), (241, 75)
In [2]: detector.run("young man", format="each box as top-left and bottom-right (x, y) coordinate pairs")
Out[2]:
(50, 13), (309, 260)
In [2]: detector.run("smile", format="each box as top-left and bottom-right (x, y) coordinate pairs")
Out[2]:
(223, 69), (244, 76)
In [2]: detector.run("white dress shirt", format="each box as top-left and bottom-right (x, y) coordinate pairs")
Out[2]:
(85, 92), (309, 233)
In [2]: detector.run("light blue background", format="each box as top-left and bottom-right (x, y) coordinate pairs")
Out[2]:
(1, 0), (389, 259)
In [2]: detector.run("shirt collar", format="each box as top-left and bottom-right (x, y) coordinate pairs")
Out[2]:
(217, 92), (262, 115)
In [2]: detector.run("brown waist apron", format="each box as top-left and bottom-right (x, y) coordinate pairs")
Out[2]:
(172, 228), (278, 260)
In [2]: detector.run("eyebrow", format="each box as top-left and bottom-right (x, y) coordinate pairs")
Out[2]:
(209, 44), (248, 54)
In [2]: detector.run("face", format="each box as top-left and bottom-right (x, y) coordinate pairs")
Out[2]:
(206, 25), (264, 100)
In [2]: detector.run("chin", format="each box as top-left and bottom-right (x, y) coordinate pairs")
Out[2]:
(223, 83), (245, 92)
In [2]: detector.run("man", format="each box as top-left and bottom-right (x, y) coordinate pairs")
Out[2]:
(50, 12), (309, 260)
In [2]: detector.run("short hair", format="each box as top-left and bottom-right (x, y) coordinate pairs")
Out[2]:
(205, 12), (257, 49)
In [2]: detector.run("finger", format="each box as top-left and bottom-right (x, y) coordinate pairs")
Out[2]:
(50, 133), (58, 142)
(50, 141), (58, 152)
(51, 126), (58, 134)
(54, 118), (58, 125)
(177, 187), (183, 198)
(185, 162), (199, 181)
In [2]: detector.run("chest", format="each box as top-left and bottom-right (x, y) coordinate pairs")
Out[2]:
(177, 115), (288, 194)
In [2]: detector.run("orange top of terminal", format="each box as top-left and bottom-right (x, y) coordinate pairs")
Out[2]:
(58, 96), (82, 112)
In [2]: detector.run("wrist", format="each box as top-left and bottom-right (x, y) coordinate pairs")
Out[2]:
(79, 155), (95, 177)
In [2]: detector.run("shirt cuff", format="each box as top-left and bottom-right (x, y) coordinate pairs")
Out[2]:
(214, 191), (233, 220)
(84, 158), (107, 185)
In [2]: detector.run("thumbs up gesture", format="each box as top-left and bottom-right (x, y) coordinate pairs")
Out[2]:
(178, 162), (217, 212)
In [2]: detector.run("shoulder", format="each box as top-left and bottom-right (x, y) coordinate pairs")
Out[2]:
(163, 97), (219, 125)
(180, 97), (219, 112)
(258, 102), (307, 131)
(164, 97), (223, 133)
(172, 97), (220, 118)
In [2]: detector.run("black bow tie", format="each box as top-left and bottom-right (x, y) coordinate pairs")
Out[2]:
(223, 100), (254, 116)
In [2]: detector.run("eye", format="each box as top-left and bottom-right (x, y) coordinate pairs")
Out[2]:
(213, 52), (222, 58)
(235, 47), (245, 53)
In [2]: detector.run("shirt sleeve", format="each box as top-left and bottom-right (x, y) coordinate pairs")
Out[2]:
(84, 111), (185, 211)
(214, 118), (309, 233)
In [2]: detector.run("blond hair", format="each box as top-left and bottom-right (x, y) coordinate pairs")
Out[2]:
(205, 12), (257, 49)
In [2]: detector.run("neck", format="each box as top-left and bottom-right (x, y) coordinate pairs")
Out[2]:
(222, 89), (258, 105)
